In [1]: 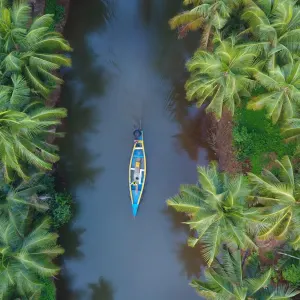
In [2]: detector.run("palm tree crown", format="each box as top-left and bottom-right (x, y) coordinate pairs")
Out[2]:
(0, 173), (48, 233)
(242, 0), (300, 69)
(247, 61), (300, 124)
(248, 156), (300, 250)
(167, 161), (257, 266)
(185, 36), (256, 119)
(169, 0), (239, 48)
(0, 0), (72, 98)
(0, 103), (66, 181)
(0, 216), (63, 299)
(191, 248), (300, 299)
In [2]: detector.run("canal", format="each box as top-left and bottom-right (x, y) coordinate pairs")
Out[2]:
(56, 0), (213, 299)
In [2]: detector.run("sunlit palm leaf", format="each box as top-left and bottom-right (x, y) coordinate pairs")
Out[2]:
(186, 37), (257, 119)
(167, 161), (256, 266)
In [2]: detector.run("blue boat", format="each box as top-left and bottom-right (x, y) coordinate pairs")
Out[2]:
(129, 128), (146, 216)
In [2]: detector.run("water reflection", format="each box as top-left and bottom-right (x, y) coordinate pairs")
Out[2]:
(163, 207), (205, 280)
(174, 108), (218, 162)
(57, 83), (103, 188)
(56, 0), (112, 188)
(57, 275), (115, 300)
(56, 0), (112, 297)
(57, 269), (84, 300)
(148, 0), (214, 163)
(89, 277), (115, 300)
(139, 0), (152, 25)
(177, 243), (205, 279)
(63, 0), (114, 98)
(162, 206), (190, 234)
(57, 0), (208, 299)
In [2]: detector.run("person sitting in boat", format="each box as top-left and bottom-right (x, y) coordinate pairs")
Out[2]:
(131, 175), (140, 186)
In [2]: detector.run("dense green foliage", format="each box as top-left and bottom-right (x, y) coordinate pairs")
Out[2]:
(186, 36), (256, 119)
(233, 107), (296, 173)
(191, 248), (299, 299)
(0, 0), (72, 298)
(45, 0), (65, 27)
(282, 264), (300, 286)
(40, 277), (56, 300)
(167, 161), (257, 266)
(0, 216), (63, 297)
(0, 1), (71, 98)
(169, 0), (239, 48)
(50, 192), (72, 229)
(248, 156), (300, 248)
(170, 0), (300, 298)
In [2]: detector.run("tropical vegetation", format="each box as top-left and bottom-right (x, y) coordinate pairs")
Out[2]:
(191, 247), (299, 299)
(167, 162), (257, 266)
(0, 216), (63, 298)
(169, 0), (300, 298)
(0, 0), (72, 298)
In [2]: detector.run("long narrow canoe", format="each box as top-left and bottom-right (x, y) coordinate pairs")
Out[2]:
(129, 129), (146, 216)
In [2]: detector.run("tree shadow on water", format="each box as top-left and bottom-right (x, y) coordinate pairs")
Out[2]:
(56, 275), (115, 300)
(88, 277), (115, 300)
(57, 79), (104, 189)
(63, 0), (114, 99)
(163, 207), (206, 279)
(163, 77), (216, 163)
(176, 242), (206, 279)
(56, 269), (85, 300)
(172, 106), (218, 162)
(162, 206), (190, 235)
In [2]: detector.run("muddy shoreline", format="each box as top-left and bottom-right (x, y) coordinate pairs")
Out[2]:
(200, 111), (241, 174)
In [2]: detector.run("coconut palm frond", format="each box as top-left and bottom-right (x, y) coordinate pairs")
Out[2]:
(248, 62), (300, 123)
(185, 37), (256, 119)
(167, 161), (256, 265)
(11, 0), (30, 28)
(248, 156), (300, 246)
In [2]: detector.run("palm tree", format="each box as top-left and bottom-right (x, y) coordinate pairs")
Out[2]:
(248, 156), (300, 250)
(247, 61), (300, 124)
(169, 0), (240, 48)
(282, 118), (300, 142)
(0, 103), (67, 182)
(185, 36), (257, 119)
(167, 161), (257, 266)
(190, 247), (300, 299)
(0, 74), (30, 110)
(0, 1), (72, 98)
(0, 215), (63, 299)
(0, 173), (48, 233)
(242, 0), (300, 69)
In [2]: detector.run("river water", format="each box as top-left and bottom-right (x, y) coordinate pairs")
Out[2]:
(56, 0), (214, 299)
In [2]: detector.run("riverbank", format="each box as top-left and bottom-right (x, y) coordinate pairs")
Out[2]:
(206, 111), (243, 174)
(32, 0), (70, 31)
(32, 1), (73, 299)
(168, 0), (300, 296)
(0, 1), (74, 298)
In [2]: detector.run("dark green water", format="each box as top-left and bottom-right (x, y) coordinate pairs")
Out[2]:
(56, 0), (214, 299)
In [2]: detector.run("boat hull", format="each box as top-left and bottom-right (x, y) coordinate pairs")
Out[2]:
(129, 130), (146, 216)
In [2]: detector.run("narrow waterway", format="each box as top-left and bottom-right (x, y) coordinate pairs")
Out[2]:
(56, 0), (215, 299)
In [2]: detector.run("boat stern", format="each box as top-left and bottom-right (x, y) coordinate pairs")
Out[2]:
(132, 203), (139, 217)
